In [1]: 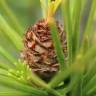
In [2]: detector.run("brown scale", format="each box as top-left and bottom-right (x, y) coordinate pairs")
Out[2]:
(21, 19), (67, 80)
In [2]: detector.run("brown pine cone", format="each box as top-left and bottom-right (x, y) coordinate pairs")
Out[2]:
(21, 19), (67, 80)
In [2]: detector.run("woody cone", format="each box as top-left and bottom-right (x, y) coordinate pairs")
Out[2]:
(21, 0), (67, 80)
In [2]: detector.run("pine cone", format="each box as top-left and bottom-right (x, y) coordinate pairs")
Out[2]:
(21, 19), (67, 80)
